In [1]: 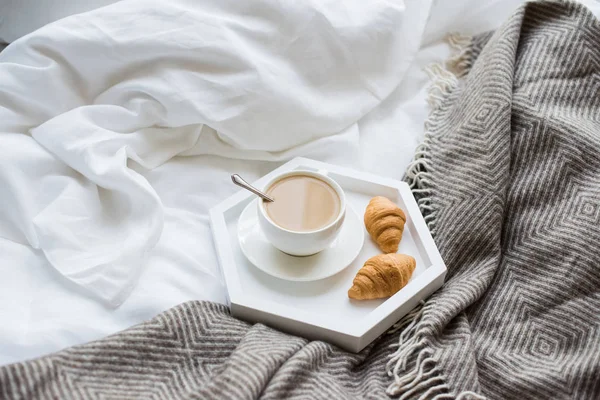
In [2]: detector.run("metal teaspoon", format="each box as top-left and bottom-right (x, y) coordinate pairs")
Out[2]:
(231, 174), (275, 202)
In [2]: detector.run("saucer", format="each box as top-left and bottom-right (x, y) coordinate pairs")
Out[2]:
(238, 200), (364, 282)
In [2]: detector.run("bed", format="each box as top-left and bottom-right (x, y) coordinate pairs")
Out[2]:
(0, 0), (597, 368)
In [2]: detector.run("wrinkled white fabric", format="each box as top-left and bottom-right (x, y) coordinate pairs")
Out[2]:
(8, 0), (594, 367)
(0, 0), (424, 305)
(0, 0), (122, 42)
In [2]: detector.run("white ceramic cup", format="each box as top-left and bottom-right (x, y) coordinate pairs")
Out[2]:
(257, 170), (346, 256)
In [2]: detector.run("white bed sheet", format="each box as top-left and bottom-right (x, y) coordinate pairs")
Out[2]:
(2, 0), (596, 366)
(0, 0), (428, 365)
(3, 0), (426, 307)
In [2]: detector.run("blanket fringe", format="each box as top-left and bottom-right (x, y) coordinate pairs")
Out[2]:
(404, 32), (473, 237)
(446, 33), (474, 77)
(389, 33), (486, 400)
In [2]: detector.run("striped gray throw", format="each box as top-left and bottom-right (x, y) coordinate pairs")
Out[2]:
(1, 1), (599, 399)
(401, 1), (600, 399)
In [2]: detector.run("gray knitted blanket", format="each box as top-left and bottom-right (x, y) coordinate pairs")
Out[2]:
(401, 1), (600, 398)
(1, 1), (600, 399)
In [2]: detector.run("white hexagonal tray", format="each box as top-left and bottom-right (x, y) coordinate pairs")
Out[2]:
(209, 157), (446, 352)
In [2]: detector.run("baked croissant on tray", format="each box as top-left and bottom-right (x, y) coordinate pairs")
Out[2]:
(348, 254), (415, 300)
(364, 196), (406, 253)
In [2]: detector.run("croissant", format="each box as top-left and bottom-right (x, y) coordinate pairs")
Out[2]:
(364, 196), (406, 253)
(348, 254), (415, 300)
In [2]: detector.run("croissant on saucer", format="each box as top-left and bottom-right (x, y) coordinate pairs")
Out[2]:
(348, 254), (415, 300)
(364, 196), (406, 253)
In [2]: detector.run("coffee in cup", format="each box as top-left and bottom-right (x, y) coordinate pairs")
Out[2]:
(263, 175), (341, 232)
(257, 170), (346, 256)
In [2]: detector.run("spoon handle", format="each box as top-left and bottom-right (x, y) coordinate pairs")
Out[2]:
(231, 174), (275, 202)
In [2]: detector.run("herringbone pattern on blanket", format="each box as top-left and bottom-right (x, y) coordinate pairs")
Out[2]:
(0, 302), (395, 399)
(407, 1), (600, 398)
